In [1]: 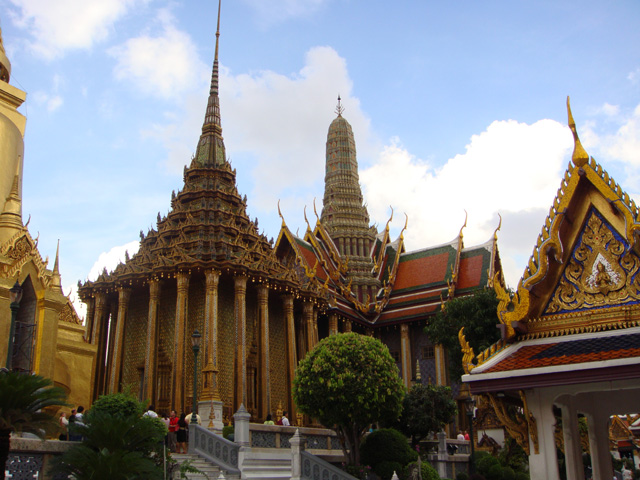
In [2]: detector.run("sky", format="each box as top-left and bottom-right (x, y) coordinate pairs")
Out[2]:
(1, 0), (640, 319)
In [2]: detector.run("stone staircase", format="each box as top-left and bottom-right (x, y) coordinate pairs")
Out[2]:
(172, 449), (292, 480)
(171, 453), (224, 479)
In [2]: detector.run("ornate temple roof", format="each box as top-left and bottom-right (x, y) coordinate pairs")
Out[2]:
(462, 98), (640, 389)
(80, 4), (310, 294)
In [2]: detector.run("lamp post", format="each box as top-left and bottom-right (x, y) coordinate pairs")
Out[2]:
(5, 280), (23, 371)
(465, 396), (476, 475)
(191, 329), (202, 426)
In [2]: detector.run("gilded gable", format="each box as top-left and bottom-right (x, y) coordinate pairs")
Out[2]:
(545, 209), (640, 314)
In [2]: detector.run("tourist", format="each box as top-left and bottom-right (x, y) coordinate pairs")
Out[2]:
(264, 414), (275, 425)
(281, 411), (290, 426)
(186, 411), (201, 426)
(160, 412), (170, 447)
(176, 413), (188, 454)
(58, 412), (69, 441)
(464, 431), (470, 441)
(168, 410), (179, 452)
(457, 431), (464, 440)
(143, 404), (158, 418)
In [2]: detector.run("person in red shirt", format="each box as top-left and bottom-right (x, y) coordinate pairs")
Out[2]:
(168, 410), (179, 452)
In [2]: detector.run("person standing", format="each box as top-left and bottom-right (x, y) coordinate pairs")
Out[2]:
(144, 404), (158, 418)
(176, 413), (188, 454)
(264, 414), (275, 425)
(58, 412), (69, 441)
(281, 411), (290, 426)
(168, 410), (179, 452)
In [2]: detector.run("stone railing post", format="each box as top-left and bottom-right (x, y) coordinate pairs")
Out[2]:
(437, 430), (449, 478)
(233, 404), (251, 447)
(290, 429), (305, 480)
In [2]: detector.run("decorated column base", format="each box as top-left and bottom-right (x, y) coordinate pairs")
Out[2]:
(198, 399), (224, 434)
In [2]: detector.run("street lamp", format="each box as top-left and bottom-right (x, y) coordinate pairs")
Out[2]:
(191, 329), (202, 426)
(465, 396), (476, 475)
(6, 280), (23, 371)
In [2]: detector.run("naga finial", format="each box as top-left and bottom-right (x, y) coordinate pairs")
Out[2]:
(493, 213), (502, 241)
(567, 96), (589, 167)
(459, 210), (468, 239)
(313, 198), (320, 221)
(459, 327), (476, 374)
(277, 199), (286, 227)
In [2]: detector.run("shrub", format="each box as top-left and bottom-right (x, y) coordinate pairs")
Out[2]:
(502, 466), (516, 480)
(90, 391), (143, 418)
(456, 473), (469, 480)
(514, 472), (529, 480)
(406, 461), (440, 480)
(375, 460), (404, 480)
(222, 425), (234, 439)
(361, 428), (418, 469)
(476, 453), (500, 477)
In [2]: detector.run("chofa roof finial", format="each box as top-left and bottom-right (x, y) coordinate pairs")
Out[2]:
(567, 96), (589, 168)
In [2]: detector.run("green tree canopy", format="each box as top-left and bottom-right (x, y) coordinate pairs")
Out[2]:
(396, 383), (457, 446)
(424, 288), (501, 381)
(293, 332), (405, 465)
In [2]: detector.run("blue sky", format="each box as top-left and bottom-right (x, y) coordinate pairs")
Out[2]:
(2, 0), (640, 317)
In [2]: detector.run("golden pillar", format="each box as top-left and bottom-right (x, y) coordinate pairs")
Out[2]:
(104, 301), (118, 394)
(91, 292), (108, 400)
(283, 294), (297, 420)
(109, 287), (131, 393)
(143, 280), (161, 402)
(435, 344), (447, 386)
(400, 323), (412, 389)
(303, 302), (314, 352)
(202, 269), (220, 400)
(33, 291), (63, 380)
(84, 297), (95, 343)
(172, 272), (190, 412)
(257, 285), (270, 418)
(234, 275), (248, 409)
(328, 312), (338, 336)
(313, 308), (319, 345)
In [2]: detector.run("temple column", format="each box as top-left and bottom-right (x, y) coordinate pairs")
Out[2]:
(283, 294), (297, 420)
(109, 287), (131, 393)
(84, 297), (95, 343)
(172, 272), (190, 413)
(400, 324), (411, 389)
(143, 280), (161, 402)
(103, 301), (118, 394)
(557, 396), (583, 480)
(303, 302), (314, 352)
(199, 270), (224, 431)
(435, 344), (447, 386)
(585, 405), (613, 480)
(313, 308), (319, 346)
(91, 292), (108, 400)
(328, 312), (338, 336)
(234, 275), (248, 409)
(257, 285), (270, 419)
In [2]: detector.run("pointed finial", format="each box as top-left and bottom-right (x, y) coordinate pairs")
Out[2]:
(0, 26), (11, 82)
(51, 239), (63, 292)
(459, 210), (468, 239)
(567, 96), (589, 167)
(212, 0), (221, 96)
(335, 95), (344, 117)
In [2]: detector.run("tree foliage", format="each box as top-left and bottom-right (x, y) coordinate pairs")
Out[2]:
(293, 332), (405, 465)
(424, 288), (501, 381)
(396, 383), (457, 446)
(360, 428), (418, 479)
(52, 393), (167, 480)
(0, 371), (68, 474)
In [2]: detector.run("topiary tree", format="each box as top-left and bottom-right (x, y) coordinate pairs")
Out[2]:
(293, 333), (405, 465)
(396, 383), (457, 446)
(360, 428), (418, 478)
(90, 391), (143, 417)
(0, 371), (68, 474)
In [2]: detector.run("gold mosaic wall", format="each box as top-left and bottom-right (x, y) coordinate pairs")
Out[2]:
(122, 288), (150, 398)
(268, 294), (288, 412)
(217, 277), (235, 408)
(185, 276), (205, 406)
(158, 279), (177, 374)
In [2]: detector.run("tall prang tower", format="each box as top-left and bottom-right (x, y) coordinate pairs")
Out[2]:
(320, 98), (380, 304)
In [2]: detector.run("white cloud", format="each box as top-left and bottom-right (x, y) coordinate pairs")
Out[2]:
(360, 119), (573, 288)
(628, 68), (640, 84)
(31, 73), (65, 112)
(108, 14), (209, 100)
(7, 0), (144, 59)
(86, 240), (140, 281)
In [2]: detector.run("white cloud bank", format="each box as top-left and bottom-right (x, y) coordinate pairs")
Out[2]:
(7, 0), (145, 59)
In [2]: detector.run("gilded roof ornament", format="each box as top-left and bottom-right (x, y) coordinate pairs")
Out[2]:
(567, 96), (589, 167)
(0, 26), (11, 82)
(493, 213), (502, 241)
(335, 95), (344, 117)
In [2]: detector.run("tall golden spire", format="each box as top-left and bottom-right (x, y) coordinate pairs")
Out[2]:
(0, 27), (11, 83)
(567, 96), (589, 168)
(192, 0), (226, 168)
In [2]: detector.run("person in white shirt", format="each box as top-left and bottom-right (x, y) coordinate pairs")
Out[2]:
(143, 405), (158, 418)
(281, 411), (290, 426)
